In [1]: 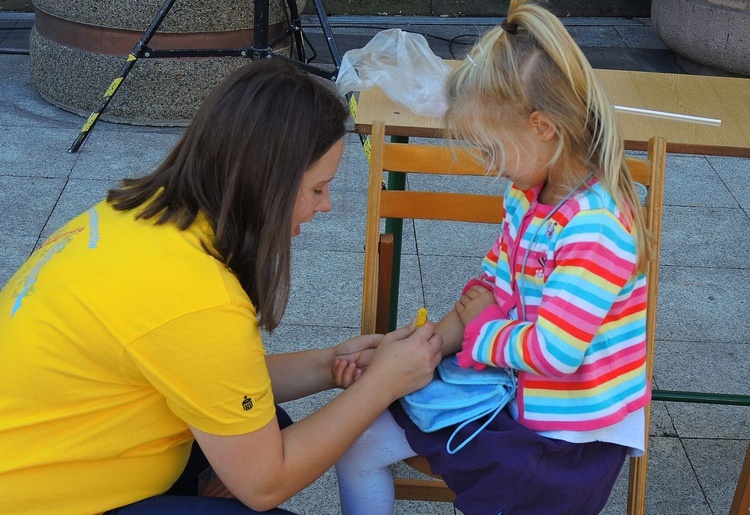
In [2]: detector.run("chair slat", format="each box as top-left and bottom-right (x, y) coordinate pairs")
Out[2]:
(379, 191), (504, 224)
(393, 479), (457, 503)
(626, 157), (652, 185)
(382, 142), (490, 176)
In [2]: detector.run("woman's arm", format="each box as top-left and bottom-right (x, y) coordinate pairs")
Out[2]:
(191, 322), (442, 512)
(264, 333), (381, 403)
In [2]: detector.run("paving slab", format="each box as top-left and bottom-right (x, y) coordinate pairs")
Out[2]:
(643, 437), (712, 513)
(69, 127), (182, 181)
(663, 154), (737, 208)
(0, 125), (79, 177)
(661, 205), (750, 268)
(708, 155), (750, 210)
(685, 438), (749, 515)
(285, 248), (364, 329)
(657, 266), (750, 345)
(39, 178), (118, 241)
(0, 175), (65, 239)
(0, 234), (37, 286)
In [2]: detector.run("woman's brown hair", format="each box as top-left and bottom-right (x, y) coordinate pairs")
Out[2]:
(107, 59), (349, 331)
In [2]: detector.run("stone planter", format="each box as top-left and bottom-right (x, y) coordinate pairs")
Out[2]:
(30, 0), (306, 125)
(652, 0), (750, 76)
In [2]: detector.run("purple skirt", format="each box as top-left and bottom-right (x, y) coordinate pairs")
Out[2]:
(390, 402), (626, 515)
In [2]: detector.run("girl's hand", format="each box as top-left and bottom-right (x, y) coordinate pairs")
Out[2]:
(455, 285), (496, 326)
(332, 358), (361, 388)
(331, 333), (382, 388)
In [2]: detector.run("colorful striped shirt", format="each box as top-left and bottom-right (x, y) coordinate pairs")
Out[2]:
(457, 179), (650, 432)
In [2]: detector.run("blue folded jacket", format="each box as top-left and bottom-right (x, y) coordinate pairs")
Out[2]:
(400, 356), (516, 454)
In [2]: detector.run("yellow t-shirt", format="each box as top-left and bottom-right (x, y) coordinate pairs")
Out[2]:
(0, 201), (276, 514)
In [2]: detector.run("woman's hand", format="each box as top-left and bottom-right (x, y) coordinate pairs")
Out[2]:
(455, 285), (496, 326)
(364, 319), (443, 401)
(331, 334), (382, 388)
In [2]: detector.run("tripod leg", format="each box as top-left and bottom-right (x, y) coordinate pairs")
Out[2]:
(252, 0), (270, 58)
(310, 0), (342, 71)
(284, 0), (306, 62)
(68, 0), (177, 153)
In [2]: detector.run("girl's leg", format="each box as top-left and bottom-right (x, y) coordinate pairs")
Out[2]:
(335, 410), (417, 515)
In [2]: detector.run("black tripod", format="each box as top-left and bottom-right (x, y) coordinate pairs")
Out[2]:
(68, 0), (343, 153)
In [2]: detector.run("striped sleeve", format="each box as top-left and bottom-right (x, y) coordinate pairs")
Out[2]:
(462, 208), (638, 377)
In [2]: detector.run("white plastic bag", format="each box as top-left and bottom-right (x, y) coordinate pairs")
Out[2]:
(336, 29), (452, 118)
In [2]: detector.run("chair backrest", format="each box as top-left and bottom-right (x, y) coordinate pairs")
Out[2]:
(361, 119), (667, 510)
(361, 120), (505, 335)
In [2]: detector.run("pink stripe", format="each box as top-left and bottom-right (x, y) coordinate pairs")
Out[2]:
(544, 301), (601, 335)
(609, 294), (646, 316)
(519, 395), (650, 431)
(560, 242), (633, 264)
(559, 247), (634, 279)
(492, 323), (518, 366)
(576, 345), (647, 378)
(522, 328), (562, 377)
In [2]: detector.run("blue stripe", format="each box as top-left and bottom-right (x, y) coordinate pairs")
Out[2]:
(87, 208), (100, 249)
(562, 219), (636, 253)
(524, 377), (647, 414)
(588, 324), (645, 354)
(544, 276), (616, 309)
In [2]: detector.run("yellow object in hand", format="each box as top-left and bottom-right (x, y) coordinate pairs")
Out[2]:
(416, 308), (428, 327)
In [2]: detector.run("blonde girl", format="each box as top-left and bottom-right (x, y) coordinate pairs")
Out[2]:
(335, 1), (651, 513)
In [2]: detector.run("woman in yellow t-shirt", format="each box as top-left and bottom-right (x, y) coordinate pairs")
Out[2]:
(0, 59), (443, 515)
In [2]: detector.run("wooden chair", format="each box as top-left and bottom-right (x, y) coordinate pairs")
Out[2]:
(361, 119), (673, 510)
(731, 443), (750, 515)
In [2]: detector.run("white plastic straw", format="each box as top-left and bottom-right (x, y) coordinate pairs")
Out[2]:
(615, 105), (721, 125)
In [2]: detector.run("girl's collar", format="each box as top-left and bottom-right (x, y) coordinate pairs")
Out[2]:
(522, 173), (597, 207)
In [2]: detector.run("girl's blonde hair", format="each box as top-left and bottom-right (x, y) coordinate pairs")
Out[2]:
(445, 0), (650, 272)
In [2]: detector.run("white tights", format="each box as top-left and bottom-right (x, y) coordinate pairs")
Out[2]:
(335, 410), (417, 515)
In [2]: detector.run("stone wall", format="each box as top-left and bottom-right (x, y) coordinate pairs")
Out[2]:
(652, 0), (749, 76)
(3, 0), (651, 17)
(0, 0), (33, 10)
(29, 0), (307, 124)
(305, 0), (651, 17)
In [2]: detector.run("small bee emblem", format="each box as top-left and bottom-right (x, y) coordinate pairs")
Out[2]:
(242, 396), (253, 411)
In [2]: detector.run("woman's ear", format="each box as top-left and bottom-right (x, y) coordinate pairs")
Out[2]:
(528, 111), (557, 142)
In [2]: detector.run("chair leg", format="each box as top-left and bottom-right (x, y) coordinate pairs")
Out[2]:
(627, 452), (648, 515)
(375, 234), (394, 334)
(730, 442), (750, 515)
